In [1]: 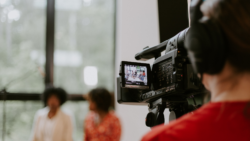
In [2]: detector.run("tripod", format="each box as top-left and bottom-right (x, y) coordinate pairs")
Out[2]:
(145, 95), (203, 127)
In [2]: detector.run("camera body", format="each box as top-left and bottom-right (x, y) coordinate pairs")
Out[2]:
(117, 28), (206, 127)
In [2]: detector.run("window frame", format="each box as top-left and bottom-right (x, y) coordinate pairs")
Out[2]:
(0, 0), (117, 101)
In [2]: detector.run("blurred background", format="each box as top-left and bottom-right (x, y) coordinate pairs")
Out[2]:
(0, 0), (189, 140)
(0, 0), (115, 140)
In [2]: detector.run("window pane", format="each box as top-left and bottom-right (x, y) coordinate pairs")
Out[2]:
(0, 101), (42, 141)
(54, 0), (115, 93)
(0, 101), (89, 141)
(0, 0), (46, 93)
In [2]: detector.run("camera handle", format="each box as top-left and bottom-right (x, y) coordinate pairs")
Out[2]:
(135, 40), (169, 61)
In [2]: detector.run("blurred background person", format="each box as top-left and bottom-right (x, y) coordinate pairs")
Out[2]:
(30, 87), (73, 141)
(84, 88), (121, 141)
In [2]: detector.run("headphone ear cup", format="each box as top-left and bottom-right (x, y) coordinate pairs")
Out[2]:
(185, 23), (211, 74)
(185, 19), (227, 74)
(204, 20), (227, 74)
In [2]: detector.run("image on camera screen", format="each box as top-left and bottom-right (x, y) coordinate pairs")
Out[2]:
(124, 64), (148, 87)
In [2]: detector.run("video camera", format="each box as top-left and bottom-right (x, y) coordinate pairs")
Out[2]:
(117, 28), (207, 127)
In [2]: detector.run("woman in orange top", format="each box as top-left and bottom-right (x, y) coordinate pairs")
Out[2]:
(84, 88), (121, 141)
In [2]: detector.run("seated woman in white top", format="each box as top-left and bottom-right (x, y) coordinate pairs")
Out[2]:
(30, 87), (73, 141)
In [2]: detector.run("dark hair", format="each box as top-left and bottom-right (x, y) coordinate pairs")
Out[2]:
(88, 88), (112, 112)
(201, 0), (250, 72)
(43, 87), (68, 106)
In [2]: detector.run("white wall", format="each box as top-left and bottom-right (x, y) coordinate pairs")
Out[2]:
(115, 0), (169, 141)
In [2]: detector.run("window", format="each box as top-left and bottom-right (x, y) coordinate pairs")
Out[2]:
(0, 0), (46, 93)
(0, 101), (42, 141)
(54, 0), (115, 93)
(0, 0), (115, 141)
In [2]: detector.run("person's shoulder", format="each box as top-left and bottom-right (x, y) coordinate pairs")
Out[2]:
(84, 111), (95, 122)
(60, 108), (71, 116)
(107, 111), (121, 127)
(108, 111), (120, 121)
(141, 103), (218, 141)
(106, 111), (121, 131)
(59, 108), (74, 121)
(35, 107), (49, 117)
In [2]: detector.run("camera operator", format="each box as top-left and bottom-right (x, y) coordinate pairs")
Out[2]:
(141, 0), (250, 140)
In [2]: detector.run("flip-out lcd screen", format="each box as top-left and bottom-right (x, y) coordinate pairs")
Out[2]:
(120, 61), (151, 89)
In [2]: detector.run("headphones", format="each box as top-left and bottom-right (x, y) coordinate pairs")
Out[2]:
(184, 0), (227, 75)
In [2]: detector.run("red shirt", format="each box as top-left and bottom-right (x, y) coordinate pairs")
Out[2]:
(142, 101), (250, 141)
(84, 111), (121, 141)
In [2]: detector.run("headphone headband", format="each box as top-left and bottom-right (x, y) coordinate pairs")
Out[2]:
(184, 0), (227, 75)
